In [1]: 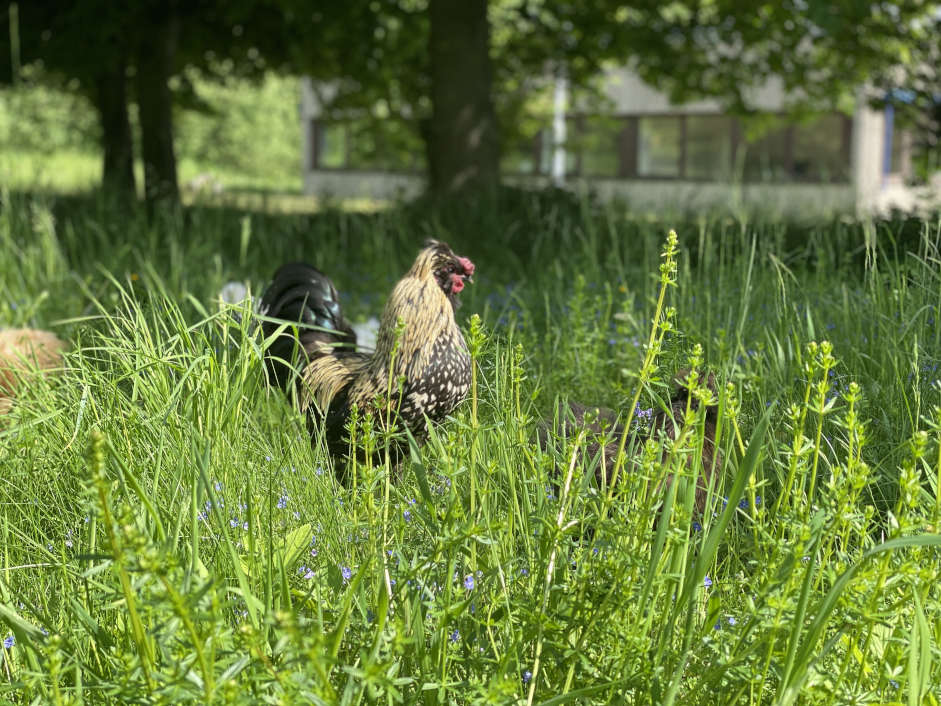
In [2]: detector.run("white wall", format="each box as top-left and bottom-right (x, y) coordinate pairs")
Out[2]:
(598, 68), (787, 114)
(304, 170), (424, 201)
(851, 96), (886, 215)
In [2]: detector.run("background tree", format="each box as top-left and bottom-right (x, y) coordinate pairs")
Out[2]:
(3, 0), (365, 205)
(3, 1), (139, 197)
(428, 0), (499, 193)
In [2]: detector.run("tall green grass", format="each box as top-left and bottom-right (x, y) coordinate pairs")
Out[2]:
(0, 190), (939, 703)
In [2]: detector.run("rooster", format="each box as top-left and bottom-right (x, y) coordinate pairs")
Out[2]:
(260, 240), (475, 471)
(0, 328), (67, 415)
(540, 370), (722, 518)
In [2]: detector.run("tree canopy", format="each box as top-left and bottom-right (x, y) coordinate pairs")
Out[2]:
(3, 0), (939, 199)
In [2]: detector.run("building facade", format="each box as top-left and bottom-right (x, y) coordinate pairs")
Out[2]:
(300, 69), (932, 216)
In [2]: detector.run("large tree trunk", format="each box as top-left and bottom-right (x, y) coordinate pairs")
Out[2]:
(427, 0), (500, 194)
(93, 57), (136, 199)
(135, 3), (179, 207)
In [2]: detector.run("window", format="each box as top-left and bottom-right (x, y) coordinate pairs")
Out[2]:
(685, 115), (732, 180)
(316, 123), (347, 169)
(579, 116), (623, 177)
(314, 119), (425, 172)
(740, 114), (850, 183)
(502, 128), (543, 175)
(741, 124), (791, 182)
(792, 114), (849, 182)
(348, 120), (426, 172)
(637, 117), (681, 177)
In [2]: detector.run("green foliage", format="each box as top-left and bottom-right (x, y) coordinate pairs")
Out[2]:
(0, 72), (303, 193)
(174, 71), (302, 191)
(0, 191), (940, 703)
(0, 70), (99, 154)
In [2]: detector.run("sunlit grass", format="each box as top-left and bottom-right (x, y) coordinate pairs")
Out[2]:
(0, 191), (939, 703)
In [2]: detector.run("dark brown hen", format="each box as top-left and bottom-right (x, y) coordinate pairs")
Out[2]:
(260, 240), (475, 472)
(539, 370), (722, 517)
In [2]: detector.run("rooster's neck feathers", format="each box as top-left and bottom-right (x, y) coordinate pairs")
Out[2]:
(373, 267), (458, 366)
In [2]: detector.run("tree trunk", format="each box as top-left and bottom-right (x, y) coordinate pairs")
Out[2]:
(427, 0), (500, 194)
(135, 3), (179, 207)
(93, 57), (136, 199)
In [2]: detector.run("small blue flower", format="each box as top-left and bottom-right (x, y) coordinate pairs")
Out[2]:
(727, 616), (737, 626)
(889, 679), (899, 689)
(315, 466), (324, 476)
(703, 575), (713, 588)
(403, 510), (412, 522)
(277, 493), (288, 510)
(522, 669), (532, 684)
(463, 574), (475, 591)
(692, 521), (702, 532)
(449, 629), (460, 643)
(214, 480), (223, 492)
(341, 565), (352, 582)
(3, 635), (13, 649)
(738, 498), (748, 510)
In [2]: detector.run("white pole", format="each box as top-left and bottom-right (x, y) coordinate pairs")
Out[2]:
(551, 69), (568, 186)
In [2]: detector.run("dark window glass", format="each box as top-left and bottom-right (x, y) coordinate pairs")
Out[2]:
(502, 126), (543, 175)
(579, 116), (623, 177)
(685, 115), (732, 180)
(316, 123), (346, 168)
(792, 114), (849, 182)
(347, 120), (426, 172)
(637, 117), (681, 177)
(741, 124), (790, 182)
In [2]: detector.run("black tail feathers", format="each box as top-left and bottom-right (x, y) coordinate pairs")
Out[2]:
(259, 262), (356, 389)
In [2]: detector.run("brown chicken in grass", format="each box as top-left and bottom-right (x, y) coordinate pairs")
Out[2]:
(539, 370), (722, 517)
(260, 240), (475, 472)
(0, 328), (67, 415)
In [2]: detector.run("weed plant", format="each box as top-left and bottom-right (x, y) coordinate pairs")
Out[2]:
(0, 190), (939, 704)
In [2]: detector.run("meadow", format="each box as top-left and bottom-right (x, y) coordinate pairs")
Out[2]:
(1, 187), (940, 704)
